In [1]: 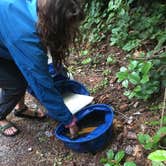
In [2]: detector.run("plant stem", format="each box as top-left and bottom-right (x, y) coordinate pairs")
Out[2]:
(160, 88), (166, 128)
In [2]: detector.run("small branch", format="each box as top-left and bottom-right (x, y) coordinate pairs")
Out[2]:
(160, 88), (166, 128)
(157, 65), (166, 72)
(130, 56), (165, 61)
(129, 46), (166, 61)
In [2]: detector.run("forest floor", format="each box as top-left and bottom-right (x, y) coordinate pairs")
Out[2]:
(0, 45), (165, 166)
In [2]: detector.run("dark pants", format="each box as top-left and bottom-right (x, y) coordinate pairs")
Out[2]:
(0, 58), (27, 120)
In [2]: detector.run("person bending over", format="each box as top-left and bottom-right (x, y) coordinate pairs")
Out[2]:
(0, 0), (84, 137)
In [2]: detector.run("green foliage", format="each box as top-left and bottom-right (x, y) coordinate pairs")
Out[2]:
(82, 1), (166, 50)
(102, 69), (112, 76)
(81, 0), (166, 100)
(81, 50), (89, 56)
(117, 51), (166, 100)
(138, 127), (166, 150)
(81, 57), (92, 65)
(148, 150), (166, 166)
(116, 59), (162, 100)
(106, 54), (116, 65)
(124, 162), (136, 166)
(149, 103), (163, 111)
(145, 116), (166, 126)
(151, 161), (165, 166)
(148, 150), (166, 161)
(90, 77), (109, 94)
(100, 149), (136, 166)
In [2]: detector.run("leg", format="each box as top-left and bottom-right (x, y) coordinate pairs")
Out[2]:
(15, 95), (45, 118)
(0, 58), (27, 136)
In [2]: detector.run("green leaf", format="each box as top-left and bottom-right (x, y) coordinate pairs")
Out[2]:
(115, 150), (125, 162)
(133, 85), (141, 92)
(100, 157), (107, 164)
(138, 133), (151, 144)
(107, 56), (116, 64)
(128, 72), (140, 84)
(128, 91), (135, 99)
(141, 62), (152, 74)
(81, 58), (92, 65)
(148, 150), (166, 161)
(116, 71), (128, 81)
(81, 50), (89, 56)
(106, 149), (114, 160)
(104, 163), (112, 166)
(122, 40), (140, 52)
(124, 90), (131, 96)
(153, 135), (161, 144)
(128, 61), (139, 71)
(156, 127), (166, 136)
(144, 143), (154, 150)
(124, 161), (137, 166)
(122, 80), (129, 88)
(140, 75), (149, 84)
(120, 67), (127, 72)
(152, 161), (165, 166)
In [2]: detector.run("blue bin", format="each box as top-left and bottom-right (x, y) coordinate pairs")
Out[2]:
(55, 104), (114, 153)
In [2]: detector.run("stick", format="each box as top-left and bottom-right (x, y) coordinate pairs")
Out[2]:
(129, 46), (166, 61)
(160, 88), (166, 128)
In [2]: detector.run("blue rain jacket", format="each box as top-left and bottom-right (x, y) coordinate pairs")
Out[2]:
(0, 0), (73, 125)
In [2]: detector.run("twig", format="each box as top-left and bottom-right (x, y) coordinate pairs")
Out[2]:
(160, 88), (166, 128)
(129, 46), (166, 61)
(131, 56), (165, 61)
(113, 110), (129, 120)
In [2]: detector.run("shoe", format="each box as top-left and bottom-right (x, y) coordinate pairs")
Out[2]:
(14, 105), (46, 120)
(0, 122), (19, 137)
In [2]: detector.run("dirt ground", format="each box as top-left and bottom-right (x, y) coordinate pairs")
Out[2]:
(0, 46), (164, 166)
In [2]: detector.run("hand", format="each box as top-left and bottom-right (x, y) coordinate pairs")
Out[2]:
(65, 116), (79, 139)
(69, 123), (79, 139)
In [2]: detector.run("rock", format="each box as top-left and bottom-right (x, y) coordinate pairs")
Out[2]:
(126, 116), (134, 124)
(139, 108), (146, 112)
(133, 111), (141, 115)
(133, 102), (139, 108)
(133, 145), (143, 158)
(112, 144), (118, 152)
(45, 130), (53, 137)
(117, 133), (124, 142)
(28, 147), (33, 152)
(119, 104), (129, 111)
(127, 132), (137, 140)
(140, 124), (146, 132)
(125, 145), (133, 155)
(117, 85), (122, 90)
(110, 77), (117, 84)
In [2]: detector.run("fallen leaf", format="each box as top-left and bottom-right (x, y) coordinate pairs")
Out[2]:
(133, 145), (143, 158)
(119, 104), (129, 111)
(127, 131), (137, 140)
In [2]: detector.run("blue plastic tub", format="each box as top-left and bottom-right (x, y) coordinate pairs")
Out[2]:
(55, 104), (114, 153)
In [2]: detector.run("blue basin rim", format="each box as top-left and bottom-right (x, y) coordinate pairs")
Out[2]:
(55, 104), (114, 143)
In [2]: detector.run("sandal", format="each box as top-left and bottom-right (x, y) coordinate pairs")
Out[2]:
(0, 122), (19, 137)
(14, 105), (46, 120)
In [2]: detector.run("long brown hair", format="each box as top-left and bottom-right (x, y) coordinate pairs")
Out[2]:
(37, 0), (84, 67)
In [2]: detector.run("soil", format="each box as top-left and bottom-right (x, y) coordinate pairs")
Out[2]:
(0, 45), (165, 166)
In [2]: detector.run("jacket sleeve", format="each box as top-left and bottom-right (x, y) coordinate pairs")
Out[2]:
(0, 0), (73, 125)
(6, 39), (73, 125)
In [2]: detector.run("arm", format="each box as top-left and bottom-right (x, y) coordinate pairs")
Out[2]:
(8, 39), (73, 125)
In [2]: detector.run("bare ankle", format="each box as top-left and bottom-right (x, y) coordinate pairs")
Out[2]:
(0, 119), (8, 125)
